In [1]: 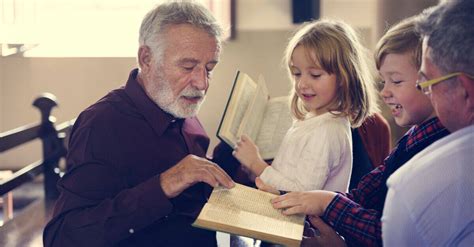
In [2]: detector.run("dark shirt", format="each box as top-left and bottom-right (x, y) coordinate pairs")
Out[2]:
(43, 69), (217, 247)
(322, 117), (449, 246)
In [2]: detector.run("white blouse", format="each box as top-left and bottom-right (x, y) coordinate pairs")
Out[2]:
(259, 112), (352, 192)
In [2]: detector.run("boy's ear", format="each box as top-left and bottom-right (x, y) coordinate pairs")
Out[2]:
(138, 46), (153, 73)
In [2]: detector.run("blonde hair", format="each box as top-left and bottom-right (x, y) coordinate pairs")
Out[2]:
(285, 20), (378, 127)
(374, 16), (422, 71)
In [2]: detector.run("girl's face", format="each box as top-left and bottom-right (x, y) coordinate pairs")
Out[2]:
(290, 45), (339, 116)
(379, 52), (435, 127)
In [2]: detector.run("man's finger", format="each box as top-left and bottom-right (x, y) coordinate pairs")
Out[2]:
(206, 163), (235, 188)
(301, 236), (322, 247)
(184, 160), (234, 189)
(307, 216), (347, 247)
(303, 220), (317, 237)
(308, 216), (331, 232)
(188, 167), (219, 188)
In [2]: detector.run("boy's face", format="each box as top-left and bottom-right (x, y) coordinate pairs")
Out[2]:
(379, 52), (435, 127)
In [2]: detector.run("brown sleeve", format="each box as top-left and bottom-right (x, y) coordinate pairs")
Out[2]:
(357, 113), (392, 168)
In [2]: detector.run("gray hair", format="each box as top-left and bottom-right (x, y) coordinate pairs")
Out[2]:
(139, 1), (223, 61)
(416, 0), (474, 75)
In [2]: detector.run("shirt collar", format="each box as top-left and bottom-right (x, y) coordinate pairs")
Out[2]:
(124, 68), (178, 136)
(405, 117), (446, 150)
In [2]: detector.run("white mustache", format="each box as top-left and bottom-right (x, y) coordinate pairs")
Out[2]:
(180, 88), (205, 98)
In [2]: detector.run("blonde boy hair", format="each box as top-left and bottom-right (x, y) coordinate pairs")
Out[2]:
(374, 17), (422, 71)
(285, 20), (378, 127)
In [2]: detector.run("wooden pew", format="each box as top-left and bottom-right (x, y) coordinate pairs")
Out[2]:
(0, 93), (74, 246)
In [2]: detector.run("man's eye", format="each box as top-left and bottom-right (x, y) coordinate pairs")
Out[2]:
(311, 74), (321, 78)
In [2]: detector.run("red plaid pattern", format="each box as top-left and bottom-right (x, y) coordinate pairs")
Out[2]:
(322, 117), (447, 246)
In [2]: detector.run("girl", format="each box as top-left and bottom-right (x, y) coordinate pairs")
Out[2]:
(232, 20), (379, 192)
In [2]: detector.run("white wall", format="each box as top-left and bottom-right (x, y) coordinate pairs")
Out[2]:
(0, 0), (378, 169)
(0, 58), (137, 169)
(0, 57), (3, 132)
(237, 0), (293, 30)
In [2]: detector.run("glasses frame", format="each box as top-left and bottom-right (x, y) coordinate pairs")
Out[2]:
(416, 72), (474, 95)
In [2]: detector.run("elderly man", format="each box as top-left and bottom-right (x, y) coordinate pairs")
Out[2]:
(43, 2), (234, 246)
(382, 0), (474, 246)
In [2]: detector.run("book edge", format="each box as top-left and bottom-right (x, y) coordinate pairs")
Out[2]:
(193, 215), (302, 247)
(216, 70), (241, 148)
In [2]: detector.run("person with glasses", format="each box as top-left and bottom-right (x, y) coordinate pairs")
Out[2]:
(383, 0), (474, 246)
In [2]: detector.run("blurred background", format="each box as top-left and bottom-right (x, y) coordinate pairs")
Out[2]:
(1, 0), (438, 171)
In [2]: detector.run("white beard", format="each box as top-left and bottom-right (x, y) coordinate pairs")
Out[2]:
(145, 73), (206, 118)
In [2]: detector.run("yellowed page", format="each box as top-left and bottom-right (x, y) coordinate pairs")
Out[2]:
(255, 96), (293, 160)
(219, 72), (258, 147)
(195, 184), (304, 245)
(238, 75), (269, 141)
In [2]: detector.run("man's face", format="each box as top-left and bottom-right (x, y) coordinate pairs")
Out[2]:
(140, 24), (220, 118)
(420, 38), (463, 132)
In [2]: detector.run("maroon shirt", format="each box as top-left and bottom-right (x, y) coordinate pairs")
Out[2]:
(43, 69), (217, 247)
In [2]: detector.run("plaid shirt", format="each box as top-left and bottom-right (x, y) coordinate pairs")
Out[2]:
(322, 117), (448, 246)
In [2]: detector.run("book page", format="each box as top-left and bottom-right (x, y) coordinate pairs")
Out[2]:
(208, 184), (302, 224)
(196, 184), (304, 245)
(229, 80), (256, 142)
(238, 75), (269, 141)
(218, 72), (258, 147)
(255, 96), (293, 160)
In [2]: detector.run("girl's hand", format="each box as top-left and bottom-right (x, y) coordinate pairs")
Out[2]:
(232, 134), (268, 176)
(270, 190), (337, 216)
(255, 177), (280, 195)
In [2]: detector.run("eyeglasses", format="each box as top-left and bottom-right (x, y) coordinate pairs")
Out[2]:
(416, 72), (474, 95)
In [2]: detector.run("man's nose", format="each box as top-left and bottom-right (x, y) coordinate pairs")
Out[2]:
(191, 67), (209, 91)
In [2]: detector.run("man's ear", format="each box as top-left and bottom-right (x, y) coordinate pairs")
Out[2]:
(459, 73), (474, 108)
(138, 46), (152, 72)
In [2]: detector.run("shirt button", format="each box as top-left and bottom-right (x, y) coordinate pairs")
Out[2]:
(129, 228), (135, 234)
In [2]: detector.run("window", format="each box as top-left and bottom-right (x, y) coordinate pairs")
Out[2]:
(0, 0), (234, 57)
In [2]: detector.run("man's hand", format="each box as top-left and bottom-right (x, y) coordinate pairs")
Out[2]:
(232, 134), (268, 176)
(270, 190), (337, 216)
(255, 177), (280, 195)
(160, 154), (235, 198)
(301, 216), (347, 247)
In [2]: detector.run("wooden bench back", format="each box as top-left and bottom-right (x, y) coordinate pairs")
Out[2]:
(0, 93), (74, 200)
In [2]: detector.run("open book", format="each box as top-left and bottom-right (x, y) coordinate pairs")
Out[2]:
(217, 71), (293, 160)
(193, 183), (305, 247)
